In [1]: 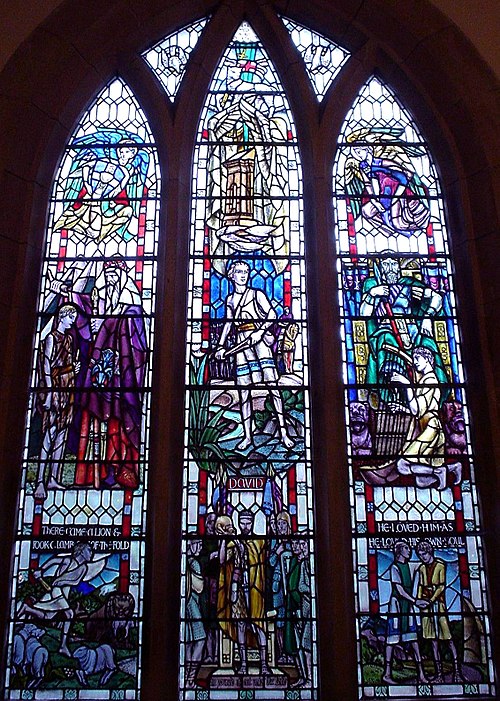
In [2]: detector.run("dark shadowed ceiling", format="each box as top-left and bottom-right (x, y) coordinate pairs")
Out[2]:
(1, 0), (499, 77)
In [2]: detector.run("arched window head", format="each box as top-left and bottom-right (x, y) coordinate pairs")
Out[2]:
(4, 78), (160, 698)
(180, 20), (319, 697)
(333, 76), (495, 697)
(1, 9), (497, 701)
(282, 17), (350, 100)
(143, 18), (209, 101)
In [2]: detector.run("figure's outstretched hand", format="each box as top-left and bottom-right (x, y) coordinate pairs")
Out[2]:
(49, 279), (70, 295)
(42, 392), (52, 411)
(249, 328), (265, 346)
(370, 198), (385, 213)
(420, 318), (433, 337)
(91, 318), (104, 335)
(215, 348), (226, 360)
(391, 371), (410, 385)
(369, 284), (390, 298)
(387, 401), (410, 414)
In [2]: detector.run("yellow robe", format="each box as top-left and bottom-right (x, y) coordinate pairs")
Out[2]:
(217, 537), (265, 646)
(403, 369), (445, 467)
(417, 558), (452, 640)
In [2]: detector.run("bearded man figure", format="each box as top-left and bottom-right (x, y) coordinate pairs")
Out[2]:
(73, 259), (148, 489)
(360, 253), (446, 406)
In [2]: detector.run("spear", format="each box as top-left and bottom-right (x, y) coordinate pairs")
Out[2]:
(91, 286), (101, 489)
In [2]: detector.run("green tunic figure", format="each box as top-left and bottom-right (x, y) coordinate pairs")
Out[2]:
(360, 255), (446, 405)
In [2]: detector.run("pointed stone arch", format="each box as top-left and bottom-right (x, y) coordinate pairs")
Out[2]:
(332, 75), (495, 697)
(0, 3), (499, 700)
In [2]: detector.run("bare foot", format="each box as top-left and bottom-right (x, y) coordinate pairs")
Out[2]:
(58, 643), (71, 656)
(382, 674), (395, 685)
(435, 466), (447, 491)
(47, 476), (64, 490)
(281, 434), (294, 449)
(449, 462), (462, 485)
(34, 482), (47, 500)
(237, 437), (252, 451)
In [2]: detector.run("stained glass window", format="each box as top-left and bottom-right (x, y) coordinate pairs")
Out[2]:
(180, 20), (318, 698)
(4, 78), (160, 699)
(143, 18), (209, 100)
(2, 8), (498, 701)
(333, 76), (495, 698)
(282, 18), (349, 100)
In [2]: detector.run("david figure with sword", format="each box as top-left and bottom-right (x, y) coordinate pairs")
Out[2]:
(215, 261), (293, 450)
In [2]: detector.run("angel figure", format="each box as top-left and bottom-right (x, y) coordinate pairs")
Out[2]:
(53, 130), (149, 245)
(17, 543), (108, 656)
(344, 127), (431, 237)
(206, 94), (290, 275)
(221, 23), (274, 93)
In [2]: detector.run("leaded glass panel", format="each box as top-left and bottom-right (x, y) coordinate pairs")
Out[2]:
(180, 21), (318, 699)
(143, 18), (209, 100)
(333, 76), (495, 698)
(4, 79), (160, 699)
(282, 17), (349, 100)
